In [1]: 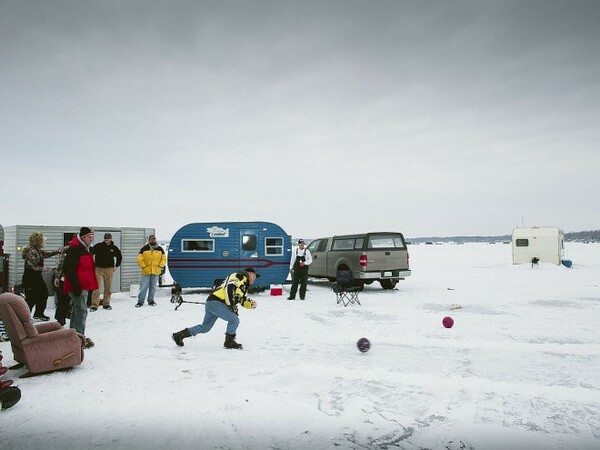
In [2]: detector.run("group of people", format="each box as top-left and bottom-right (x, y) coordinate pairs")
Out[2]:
(21, 229), (314, 352)
(20, 228), (166, 349)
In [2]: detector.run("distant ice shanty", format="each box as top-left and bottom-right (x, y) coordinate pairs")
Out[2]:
(167, 222), (291, 290)
(512, 226), (565, 265)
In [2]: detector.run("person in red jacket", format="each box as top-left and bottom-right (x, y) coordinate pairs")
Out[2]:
(63, 227), (98, 349)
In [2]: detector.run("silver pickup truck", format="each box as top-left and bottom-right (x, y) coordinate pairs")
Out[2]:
(306, 232), (411, 289)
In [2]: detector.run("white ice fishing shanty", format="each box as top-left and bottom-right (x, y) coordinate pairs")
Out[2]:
(511, 226), (565, 265)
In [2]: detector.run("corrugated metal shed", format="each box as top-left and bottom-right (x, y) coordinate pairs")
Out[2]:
(2, 225), (155, 292)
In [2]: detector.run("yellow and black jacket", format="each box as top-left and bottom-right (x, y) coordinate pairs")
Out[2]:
(137, 244), (167, 275)
(207, 271), (254, 312)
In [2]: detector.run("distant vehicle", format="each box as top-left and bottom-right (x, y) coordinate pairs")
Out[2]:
(306, 232), (411, 290)
(167, 222), (291, 290)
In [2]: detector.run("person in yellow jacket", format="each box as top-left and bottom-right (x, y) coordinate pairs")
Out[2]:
(135, 235), (166, 307)
(171, 268), (259, 349)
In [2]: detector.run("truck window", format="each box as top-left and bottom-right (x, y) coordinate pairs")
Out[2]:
(367, 235), (406, 249)
(265, 237), (284, 255)
(307, 240), (320, 253)
(332, 238), (355, 250)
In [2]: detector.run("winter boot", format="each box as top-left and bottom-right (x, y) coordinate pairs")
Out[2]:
(224, 333), (243, 349)
(0, 386), (21, 410)
(172, 328), (191, 347)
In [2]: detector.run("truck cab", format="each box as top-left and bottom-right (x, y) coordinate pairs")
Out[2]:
(307, 232), (411, 289)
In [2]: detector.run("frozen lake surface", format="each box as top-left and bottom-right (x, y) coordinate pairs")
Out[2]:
(1, 242), (599, 449)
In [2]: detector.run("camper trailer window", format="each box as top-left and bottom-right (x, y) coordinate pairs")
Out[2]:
(515, 239), (529, 247)
(265, 237), (284, 256)
(182, 239), (215, 252)
(242, 235), (257, 251)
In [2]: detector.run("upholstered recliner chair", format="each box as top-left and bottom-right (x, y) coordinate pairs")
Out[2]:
(0, 293), (85, 377)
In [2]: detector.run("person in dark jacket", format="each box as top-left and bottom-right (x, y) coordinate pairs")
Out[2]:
(90, 233), (122, 311)
(53, 242), (71, 326)
(172, 268), (259, 349)
(21, 232), (62, 321)
(63, 227), (98, 348)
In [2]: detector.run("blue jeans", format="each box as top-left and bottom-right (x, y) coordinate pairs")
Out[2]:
(188, 300), (240, 336)
(69, 290), (89, 335)
(138, 275), (158, 304)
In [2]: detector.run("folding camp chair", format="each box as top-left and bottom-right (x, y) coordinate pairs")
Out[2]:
(332, 270), (361, 307)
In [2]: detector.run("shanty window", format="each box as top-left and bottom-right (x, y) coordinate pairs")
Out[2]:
(182, 239), (214, 252)
(265, 237), (284, 255)
(242, 234), (257, 251)
(515, 239), (529, 247)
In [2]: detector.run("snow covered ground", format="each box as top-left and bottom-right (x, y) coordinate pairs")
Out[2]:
(1, 242), (599, 450)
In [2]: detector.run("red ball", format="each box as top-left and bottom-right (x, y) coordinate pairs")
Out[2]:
(442, 316), (454, 328)
(357, 337), (370, 353)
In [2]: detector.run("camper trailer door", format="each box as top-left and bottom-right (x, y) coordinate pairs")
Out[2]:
(239, 227), (259, 269)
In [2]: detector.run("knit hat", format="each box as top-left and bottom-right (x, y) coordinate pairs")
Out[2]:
(79, 227), (93, 238)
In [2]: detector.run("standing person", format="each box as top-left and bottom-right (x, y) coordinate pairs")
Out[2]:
(287, 239), (313, 300)
(172, 268), (259, 349)
(21, 232), (62, 321)
(63, 227), (98, 348)
(53, 242), (71, 326)
(135, 235), (166, 307)
(90, 233), (122, 311)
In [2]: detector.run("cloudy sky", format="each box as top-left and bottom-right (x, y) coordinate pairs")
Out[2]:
(1, 0), (599, 240)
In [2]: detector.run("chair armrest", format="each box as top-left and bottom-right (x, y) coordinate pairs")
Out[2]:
(36, 322), (62, 334)
(24, 328), (84, 354)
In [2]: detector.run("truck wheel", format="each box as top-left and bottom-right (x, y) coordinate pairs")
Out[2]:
(380, 279), (397, 290)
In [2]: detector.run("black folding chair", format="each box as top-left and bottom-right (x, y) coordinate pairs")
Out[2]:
(332, 270), (361, 306)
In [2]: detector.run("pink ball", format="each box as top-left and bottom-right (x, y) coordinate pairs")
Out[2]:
(442, 316), (454, 328)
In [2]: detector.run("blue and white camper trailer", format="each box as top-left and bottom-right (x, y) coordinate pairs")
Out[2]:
(167, 222), (291, 290)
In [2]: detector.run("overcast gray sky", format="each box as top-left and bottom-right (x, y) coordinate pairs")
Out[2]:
(1, 0), (599, 240)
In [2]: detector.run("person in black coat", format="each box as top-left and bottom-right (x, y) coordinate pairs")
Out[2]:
(90, 233), (122, 311)
(21, 232), (62, 321)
